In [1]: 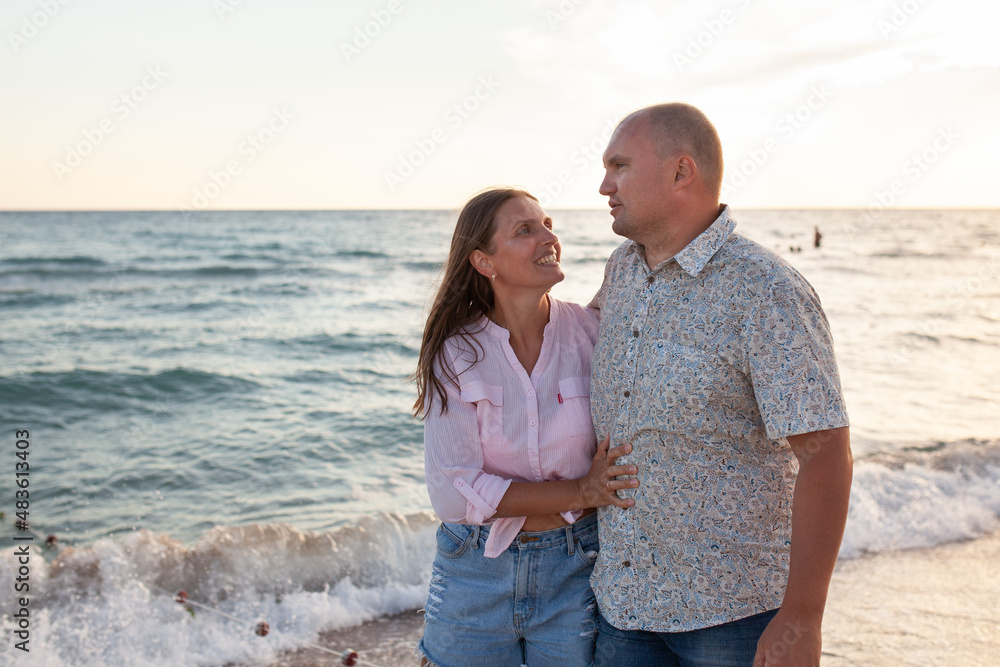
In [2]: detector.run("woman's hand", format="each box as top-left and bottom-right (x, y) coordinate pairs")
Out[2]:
(493, 437), (639, 518)
(577, 436), (638, 510)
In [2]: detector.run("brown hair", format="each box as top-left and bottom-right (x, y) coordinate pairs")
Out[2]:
(413, 187), (538, 418)
(627, 103), (724, 200)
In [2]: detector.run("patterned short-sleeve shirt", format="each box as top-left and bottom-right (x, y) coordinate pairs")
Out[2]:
(590, 206), (849, 632)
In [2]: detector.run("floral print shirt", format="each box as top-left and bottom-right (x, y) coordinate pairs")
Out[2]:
(589, 206), (849, 631)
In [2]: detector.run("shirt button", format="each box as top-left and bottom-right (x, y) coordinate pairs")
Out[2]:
(647, 276), (654, 284)
(623, 391), (630, 397)
(530, 450), (537, 457)
(632, 330), (639, 337)
(527, 390), (534, 397)
(529, 419), (536, 426)
(622, 560), (631, 567)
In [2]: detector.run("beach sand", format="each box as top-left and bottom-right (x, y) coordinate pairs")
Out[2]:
(822, 531), (1000, 665)
(260, 531), (1000, 666)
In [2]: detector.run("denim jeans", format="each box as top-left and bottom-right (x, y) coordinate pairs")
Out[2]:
(418, 512), (600, 667)
(595, 607), (779, 667)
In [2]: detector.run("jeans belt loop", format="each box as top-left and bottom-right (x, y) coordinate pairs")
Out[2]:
(565, 524), (575, 555)
(472, 524), (481, 549)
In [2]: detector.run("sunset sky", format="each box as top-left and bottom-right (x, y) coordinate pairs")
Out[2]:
(2, 0), (998, 210)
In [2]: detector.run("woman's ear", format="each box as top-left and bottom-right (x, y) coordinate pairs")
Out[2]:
(469, 250), (493, 278)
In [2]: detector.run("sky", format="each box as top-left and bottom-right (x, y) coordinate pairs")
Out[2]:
(1, 0), (998, 211)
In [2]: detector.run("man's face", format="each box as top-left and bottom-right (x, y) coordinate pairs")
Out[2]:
(599, 116), (673, 243)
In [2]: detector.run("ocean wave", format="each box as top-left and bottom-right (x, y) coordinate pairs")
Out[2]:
(1, 436), (998, 665)
(842, 438), (1000, 558)
(0, 368), (261, 414)
(0, 265), (331, 282)
(220, 253), (284, 261)
(869, 251), (957, 260)
(336, 250), (390, 259)
(0, 291), (76, 309)
(0, 514), (436, 667)
(901, 332), (940, 344)
(191, 266), (262, 277)
(403, 260), (443, 272)
(2, 255), (106, 266)
(283, 333), (417, 356)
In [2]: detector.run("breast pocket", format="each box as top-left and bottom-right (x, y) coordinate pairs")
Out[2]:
(637, 340), (720, 431)
(558, 376), (594, 438)
(460, 381), (504, 445)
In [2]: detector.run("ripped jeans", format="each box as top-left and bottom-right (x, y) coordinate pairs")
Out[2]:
(418, 512), (599, 667)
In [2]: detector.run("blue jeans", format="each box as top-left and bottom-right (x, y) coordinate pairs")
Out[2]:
(595, 607), (779, 667)
(418, 512), (600, 667)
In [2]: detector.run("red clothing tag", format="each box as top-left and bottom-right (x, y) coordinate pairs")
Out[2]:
(557, 393), (563, 404)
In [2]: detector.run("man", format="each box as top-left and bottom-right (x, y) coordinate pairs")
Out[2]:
(588, 103), (852, 666)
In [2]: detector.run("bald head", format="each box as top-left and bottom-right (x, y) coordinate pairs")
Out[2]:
(622, 103), (724, 201)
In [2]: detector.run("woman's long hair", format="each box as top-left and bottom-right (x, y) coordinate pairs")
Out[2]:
(413, 187), (538, 418)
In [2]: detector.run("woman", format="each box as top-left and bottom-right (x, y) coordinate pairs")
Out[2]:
(413, 187), (639, 666)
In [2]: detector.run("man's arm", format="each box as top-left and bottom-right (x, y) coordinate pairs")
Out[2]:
(753, 426), (853, 667)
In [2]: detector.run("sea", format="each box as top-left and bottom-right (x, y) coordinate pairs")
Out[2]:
(1, 208), (998, 666)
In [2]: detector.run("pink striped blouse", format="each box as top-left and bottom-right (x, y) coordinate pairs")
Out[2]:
(424, 298), (601, 557)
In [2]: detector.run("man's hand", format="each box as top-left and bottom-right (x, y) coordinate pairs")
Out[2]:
(752, 608), (821, 666)
(752, 426), (851, 666)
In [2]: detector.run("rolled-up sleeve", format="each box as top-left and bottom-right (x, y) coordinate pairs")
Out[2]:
(423, 353), (511, 525)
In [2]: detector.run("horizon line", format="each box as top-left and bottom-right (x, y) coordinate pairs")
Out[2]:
(2, 206), (998, 214)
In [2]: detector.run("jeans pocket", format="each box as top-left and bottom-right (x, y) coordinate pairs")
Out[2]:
(574, 531), (600, 566)
(436, 523), (474, 559)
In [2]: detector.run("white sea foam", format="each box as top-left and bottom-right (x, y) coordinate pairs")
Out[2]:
(841, 439), (1000, 557)
(0, 513), (436, 667)
(4, 441), (1000, 666)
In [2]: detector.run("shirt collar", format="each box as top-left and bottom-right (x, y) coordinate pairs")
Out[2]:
(674, 205), (735, 276)
(625, 205), (736, 277)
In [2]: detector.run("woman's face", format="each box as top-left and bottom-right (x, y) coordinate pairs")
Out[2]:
(478, 196), (564, 292)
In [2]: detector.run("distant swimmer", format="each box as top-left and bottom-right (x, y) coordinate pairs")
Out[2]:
(814, 225), (823, 248)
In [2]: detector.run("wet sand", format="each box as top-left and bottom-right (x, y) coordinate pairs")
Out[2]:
(259, 531), (1000, 666)
(822, 531), (1000, 665)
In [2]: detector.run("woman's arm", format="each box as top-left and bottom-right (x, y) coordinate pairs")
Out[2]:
(494, 436), (637, 517)
(425, 368), (637, 523)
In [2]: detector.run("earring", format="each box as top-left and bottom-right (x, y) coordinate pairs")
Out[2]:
(490, 274), (496, 283)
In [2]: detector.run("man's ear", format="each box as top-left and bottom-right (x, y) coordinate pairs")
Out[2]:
(674, 155), (697, 187)
(469, 250), (493, 278)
